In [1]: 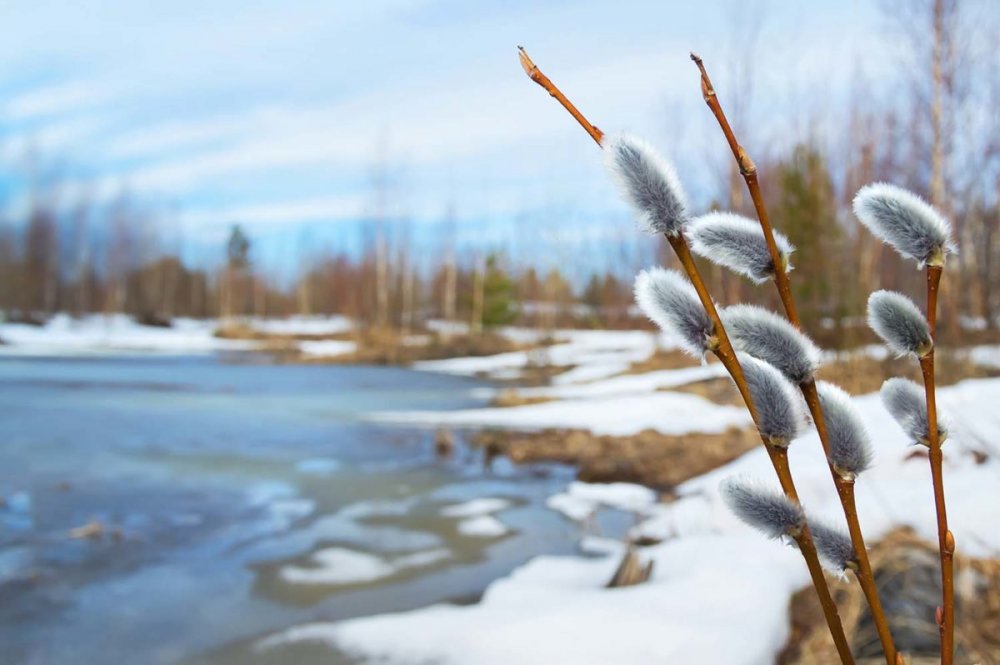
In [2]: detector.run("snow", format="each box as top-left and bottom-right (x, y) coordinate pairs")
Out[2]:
(0, 313), (362, 357)
(969, 345), (1000, 369)
(546, 482), (657, 522)
(257, 376), (1000, 665)
(414, 329), (667, 383)
(375, 390), (748, 436)
(281, 548), (392, 585)
(442, 498), (512, 537)
(279, 547), (450, 586)
(248, 315), (353, 336)
(440, 498), (511, 518)
(298, 339), (357, 357)
(0, 314), (255, 356)
(456, 516), (509, 538)
(517, 364), (728, 400)
(259, 535), (801, 664)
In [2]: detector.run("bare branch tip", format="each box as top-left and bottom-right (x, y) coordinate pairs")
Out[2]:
(517, 46), (536, 78)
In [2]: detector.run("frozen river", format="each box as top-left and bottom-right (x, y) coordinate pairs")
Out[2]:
(0, 355), (585, 664)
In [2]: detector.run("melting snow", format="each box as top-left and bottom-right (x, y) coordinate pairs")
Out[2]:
(257, 377), (1000, 664)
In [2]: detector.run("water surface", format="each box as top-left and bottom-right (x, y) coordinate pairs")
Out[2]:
(0, 356), (584, 664)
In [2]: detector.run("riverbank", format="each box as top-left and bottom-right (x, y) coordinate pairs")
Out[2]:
(5, 313), (1000, 662)
(255, 374), (1000, 663)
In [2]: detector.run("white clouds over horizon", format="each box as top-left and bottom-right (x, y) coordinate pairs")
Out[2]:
(0, 0), (904, 242)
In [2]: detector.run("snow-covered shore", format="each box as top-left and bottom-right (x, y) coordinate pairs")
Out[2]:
(4, 314), (1000, 662)
(249, 328), (1000, 664)
(0, 314), (357, 357)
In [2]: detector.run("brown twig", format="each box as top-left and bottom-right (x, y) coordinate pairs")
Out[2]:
(519, 48), (854, 664)
(839, 478), (898, 665)
(518, 47), (604, 146)
(691, 53), (897, 664)
(803, 378), (897, 665)
(690, 52), (800, 327)
(920, 264), (954, 665)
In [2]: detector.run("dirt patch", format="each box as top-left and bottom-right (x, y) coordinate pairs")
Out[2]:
(667, 376), (745, 406)
(489, 389), (555, 408)
(624, 348), (699, 374)
(779, 528), (1000, 665)
(470, 426), (758, 491)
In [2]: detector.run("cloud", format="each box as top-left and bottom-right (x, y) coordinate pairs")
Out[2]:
(183, 194), (366, 227)
(2, 80), (117, 121)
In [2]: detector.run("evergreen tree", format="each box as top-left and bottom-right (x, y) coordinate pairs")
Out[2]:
(773, 145), (842, 332)
(481, 253), (517, 328)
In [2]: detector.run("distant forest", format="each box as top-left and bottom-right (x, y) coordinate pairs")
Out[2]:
(0, 0), (996, 345)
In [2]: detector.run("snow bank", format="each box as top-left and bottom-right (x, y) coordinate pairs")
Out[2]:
(298, 340), (357, 357)
(248, 315), (353, 336)
(259, 534), (801, 664)
(414, 329), (667, 383)
(259, 377), (1000, 664)
(374, 390), (748, 436)
(0, 313), (362, 357)
(0, 314), (255, 356)
(518, 364), (727, 400)
(547, 482), (657, 521)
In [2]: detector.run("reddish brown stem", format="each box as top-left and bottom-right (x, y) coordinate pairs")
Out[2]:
(920, 264), (953, 665)
(840, 480), (897, 665)
(803, 379), (896, 665)
(690, 52), (800, 327)
(518, 47), (604, 146)
(692, 52), (898, 662)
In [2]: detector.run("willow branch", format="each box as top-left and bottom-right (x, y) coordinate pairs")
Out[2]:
(518, 47), (604, 146)
(920, 264), (954, 665)
(691, 52), (897, 664)
(690, 52), (800, 327)
(802, 379), (896, 665)
(519, 49), (854, 664)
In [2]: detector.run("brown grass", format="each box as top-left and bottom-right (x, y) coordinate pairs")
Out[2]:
(817, 348), (1000, 395)
(489, 389), (555, 408)
(471, 426), (758, 490)
(623, 348), (700, 374)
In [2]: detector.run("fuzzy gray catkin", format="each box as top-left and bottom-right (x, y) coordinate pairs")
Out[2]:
(738, 353), (807, 446)
(808, 519), (857, 573)
(688, 212), (794, 284)
(853, 183), (955, 268)
(634, 268), (716, 357)
(816, 381), (873, 479)
(880, 378), (947, 446)
(722, 304), (821, 385)
(603, 133), (689, 237)
(867, 290), (933, 358)
(720, 477), (804, 540)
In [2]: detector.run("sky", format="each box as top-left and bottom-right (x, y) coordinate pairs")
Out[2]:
(0, 0), (900, 272)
